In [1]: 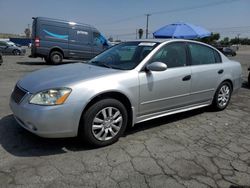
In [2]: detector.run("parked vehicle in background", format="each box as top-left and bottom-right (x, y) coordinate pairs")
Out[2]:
(0, 52), (2, 65)
(10, 39), (242, 147)
(6, 41), (21, 47)
(221, 47), (236, 56)
(0, 41), (26, 55)
(30, 17), (109, 64)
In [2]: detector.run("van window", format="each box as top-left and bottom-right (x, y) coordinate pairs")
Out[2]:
(93, 32), (108, 46)
(69, 29), (90, 44)
(42, 25), (68, 41)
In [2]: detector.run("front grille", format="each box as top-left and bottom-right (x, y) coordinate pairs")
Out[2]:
(11, 85), (27, 104)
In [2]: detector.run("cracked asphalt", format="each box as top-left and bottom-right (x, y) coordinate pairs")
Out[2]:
(0, 47), (250, 188)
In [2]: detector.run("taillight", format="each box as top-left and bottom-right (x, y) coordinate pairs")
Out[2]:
(35, 37), (40, 47)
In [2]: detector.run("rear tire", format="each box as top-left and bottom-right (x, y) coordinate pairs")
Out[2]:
(79, 98), (128, 147)
(50, 51), (63, 64)
(212, 81), (232, 111)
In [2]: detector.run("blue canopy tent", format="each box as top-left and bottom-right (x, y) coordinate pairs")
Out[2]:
(153, 22), (211, 39)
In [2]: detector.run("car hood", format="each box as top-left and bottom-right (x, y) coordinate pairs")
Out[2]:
(18, 63), (120, 93)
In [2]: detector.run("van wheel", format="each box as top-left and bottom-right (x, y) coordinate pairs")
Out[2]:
(50, 51), (63, 64)
(212, 81), (232, 111)
(79, 98), (128, 147)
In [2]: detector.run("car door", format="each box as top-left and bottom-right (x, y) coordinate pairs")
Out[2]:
(68, 26), (92, 59)
(138, 42), (192, 116)
(187, 42), (223, 104)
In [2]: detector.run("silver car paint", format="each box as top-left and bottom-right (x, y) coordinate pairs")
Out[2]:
(10, 39), (242, 138)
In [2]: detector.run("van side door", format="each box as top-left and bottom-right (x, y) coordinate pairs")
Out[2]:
(68, 26), (92, 60)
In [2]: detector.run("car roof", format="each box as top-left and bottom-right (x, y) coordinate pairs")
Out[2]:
(123, 38), (207, 44)
(124, 39), (172, 43)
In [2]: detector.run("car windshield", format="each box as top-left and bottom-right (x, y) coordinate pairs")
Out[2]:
(88, 41), (159, 70)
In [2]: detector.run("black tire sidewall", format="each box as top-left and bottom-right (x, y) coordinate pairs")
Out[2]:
(50, 51), (63, 64)
(213, 81), (232, 110)
(80, 99), (128, 147)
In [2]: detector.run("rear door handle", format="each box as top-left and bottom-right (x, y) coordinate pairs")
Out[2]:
(182, 75), (191, 81)
(218, 69), (224, 74)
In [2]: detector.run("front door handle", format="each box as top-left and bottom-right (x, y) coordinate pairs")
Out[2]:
(182, 75), (191, 81)
(218, 69), (224, 74)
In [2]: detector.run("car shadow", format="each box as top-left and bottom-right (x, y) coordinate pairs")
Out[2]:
(17, 60), (80, 66)
(241, 81), (250, 89)
(0, 115), (93, 157)
(125, 107), (206, 135)
(0, 108), (207, 157)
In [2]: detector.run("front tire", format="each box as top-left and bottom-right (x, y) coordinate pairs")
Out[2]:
(212, 81), (232, 111)
(79, 99), (128, 147)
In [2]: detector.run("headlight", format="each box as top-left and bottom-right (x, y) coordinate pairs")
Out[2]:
(29, 88), (72, 105)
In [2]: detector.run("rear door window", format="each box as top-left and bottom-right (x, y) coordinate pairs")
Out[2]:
(188, 43), (221, 65)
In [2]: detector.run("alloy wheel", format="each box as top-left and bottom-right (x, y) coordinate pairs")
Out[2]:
(217, 85), (230, 108)
(91, 107), (123, 141)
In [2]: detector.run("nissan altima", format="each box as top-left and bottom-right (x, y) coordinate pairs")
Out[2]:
(10, 39), (242, 146)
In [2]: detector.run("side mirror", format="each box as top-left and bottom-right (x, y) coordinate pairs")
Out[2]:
(146, 62), (167, 72)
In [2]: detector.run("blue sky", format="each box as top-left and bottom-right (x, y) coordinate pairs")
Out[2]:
(0, 0), (249, 40)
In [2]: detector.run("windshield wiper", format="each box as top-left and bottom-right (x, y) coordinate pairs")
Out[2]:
(89, 61), (113, 69)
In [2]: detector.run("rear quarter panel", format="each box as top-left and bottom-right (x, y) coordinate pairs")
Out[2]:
(219, 59), (242, 93)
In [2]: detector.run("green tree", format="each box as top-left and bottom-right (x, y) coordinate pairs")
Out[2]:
(198, 33), (220, 44)
(220, 37), (230, 46)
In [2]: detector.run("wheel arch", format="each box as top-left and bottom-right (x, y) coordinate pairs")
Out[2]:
(49, 47), (64, 58)
(221, 79), (233, 90)
(78, 91), (134, 135)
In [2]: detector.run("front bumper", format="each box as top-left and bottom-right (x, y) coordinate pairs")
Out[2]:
(9, 95), (80, 138)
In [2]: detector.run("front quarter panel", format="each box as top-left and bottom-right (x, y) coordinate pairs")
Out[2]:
(66, 70), (139, 134)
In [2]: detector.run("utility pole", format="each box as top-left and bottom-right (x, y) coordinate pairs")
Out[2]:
(145, 14), (151, 39)
(237, 33), (240, 50)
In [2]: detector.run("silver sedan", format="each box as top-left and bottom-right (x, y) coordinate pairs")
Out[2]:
(10, 39), (242, 146)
